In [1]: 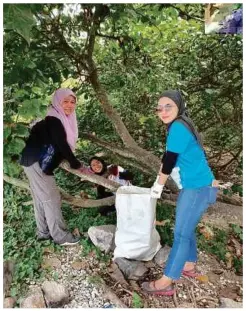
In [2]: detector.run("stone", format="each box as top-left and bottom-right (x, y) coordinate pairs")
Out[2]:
(42, 281), (70, 307)
(153, 245), (171, 267)
(3, 260), (15, 297)
(71, 261), (87, 271)
(4, 297), (16, 308)
(219, 297), (243, 308)
(20, 287), (46, 308)
(108, 263), (128, 285)
(114, 257), (148, 280)
(41, 257), (61, 270)
(144, 261), (156, 269)
(88, 225), (116, 253)
(219, 286), (239, 300)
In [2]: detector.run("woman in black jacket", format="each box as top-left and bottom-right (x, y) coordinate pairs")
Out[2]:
(20, 88), (87, 246)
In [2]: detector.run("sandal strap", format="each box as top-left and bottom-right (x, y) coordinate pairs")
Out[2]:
(152, 281), (157, 290)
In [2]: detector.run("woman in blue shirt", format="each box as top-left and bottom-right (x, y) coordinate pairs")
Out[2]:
(142, 90), (218, 296)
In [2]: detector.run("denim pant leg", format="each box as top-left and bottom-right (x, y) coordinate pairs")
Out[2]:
(164, 187), (210, 280)
(187, 232), (198, 262)
(174, 191), (198, 263)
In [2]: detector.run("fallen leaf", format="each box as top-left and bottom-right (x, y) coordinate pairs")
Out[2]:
(225, 252), (233, 269)
(212, 269), (223, 275)
(72, 228), (81, 237)
(198, 225), (214, 240)
(43, 246), (55, 254)
(80, 191), (89, 199)
(195, 274), (209, 283)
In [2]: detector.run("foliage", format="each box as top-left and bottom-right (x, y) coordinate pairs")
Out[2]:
(197, 225), (243, 274)
(3, 3), (242, 180)
(156, 202), (175, 246)
(3, 184), (51, 298)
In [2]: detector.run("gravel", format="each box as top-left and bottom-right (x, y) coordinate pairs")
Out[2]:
(27, 244), (112, 308)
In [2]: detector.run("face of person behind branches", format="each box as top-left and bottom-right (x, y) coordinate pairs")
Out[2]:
(90, 159), (104, 174)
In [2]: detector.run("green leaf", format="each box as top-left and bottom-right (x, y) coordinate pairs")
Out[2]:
(4, 4), (36, 45)
(3, 159), (22, 176)
(15, 124), (29, 138)
(4, 127), (12, 140)
(18, 99), (42, 118)
(23, 59), (36, 69)
(10, 287), (17, 297)
(6, 137), (25, 155)
(139, 116), (148, 125)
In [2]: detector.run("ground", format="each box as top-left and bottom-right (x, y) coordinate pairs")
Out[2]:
(21, 241), (242, 308)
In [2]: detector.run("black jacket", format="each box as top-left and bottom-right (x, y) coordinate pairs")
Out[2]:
(20, 116), (81, 175)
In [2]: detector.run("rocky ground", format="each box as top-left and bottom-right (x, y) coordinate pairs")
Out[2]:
(5, 235), (243, 309)
(3, 200), (243, 309)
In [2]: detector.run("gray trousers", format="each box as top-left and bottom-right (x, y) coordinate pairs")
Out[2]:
(23, 162), (73, 244)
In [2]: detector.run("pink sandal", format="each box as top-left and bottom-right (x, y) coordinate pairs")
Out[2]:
(182, 268), (203, 278)
(141, 281), (176, 296)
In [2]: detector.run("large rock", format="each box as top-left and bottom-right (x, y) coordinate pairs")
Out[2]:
(219, 297), (243, 308)
(41, 281), (69, 308)
(88, 225), (116, 253)
(114, 257), (148, 280)
(4, 297), (16, 308)
(20, 287), (46, 308)
(153, 245), (171, 267)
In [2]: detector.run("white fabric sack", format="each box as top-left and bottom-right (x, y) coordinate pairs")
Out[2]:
(113, 186), (161, 261)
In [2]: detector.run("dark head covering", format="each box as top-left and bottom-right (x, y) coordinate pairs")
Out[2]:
(89, 156), (107, 175)
(159, 90), (203, 149)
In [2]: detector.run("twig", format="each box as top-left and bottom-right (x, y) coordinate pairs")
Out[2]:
(173, 284), (179, 307)
(186, 284), (193, 303)
(191, 285), (197, 308)
(112, 280), (120, 289)
(182, 275), (201, 290)
(120, 288), (134, 296)
(196, 296), (218, 303)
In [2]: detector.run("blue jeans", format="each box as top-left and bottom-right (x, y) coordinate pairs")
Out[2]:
(164, 185), (218, 280)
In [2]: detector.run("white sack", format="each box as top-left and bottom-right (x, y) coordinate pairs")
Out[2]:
(113, 186), (161, 261)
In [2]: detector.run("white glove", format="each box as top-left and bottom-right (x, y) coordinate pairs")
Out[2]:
(150, 181), (164, 199)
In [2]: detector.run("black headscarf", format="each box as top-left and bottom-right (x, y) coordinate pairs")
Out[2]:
(159, 90), (204, 149)
(89, 156), (107, 175)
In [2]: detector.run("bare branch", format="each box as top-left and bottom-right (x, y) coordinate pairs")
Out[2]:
(3, 174), (115, 208)
(59, 161), (120, 191)
(80, 133), (140, 160)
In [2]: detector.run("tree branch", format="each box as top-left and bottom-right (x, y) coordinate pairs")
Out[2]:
(168, 4), (204, 22)
(60, 161), (120, 191)
(81, 133), (141, 161)
(3, 174), (115, 208)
